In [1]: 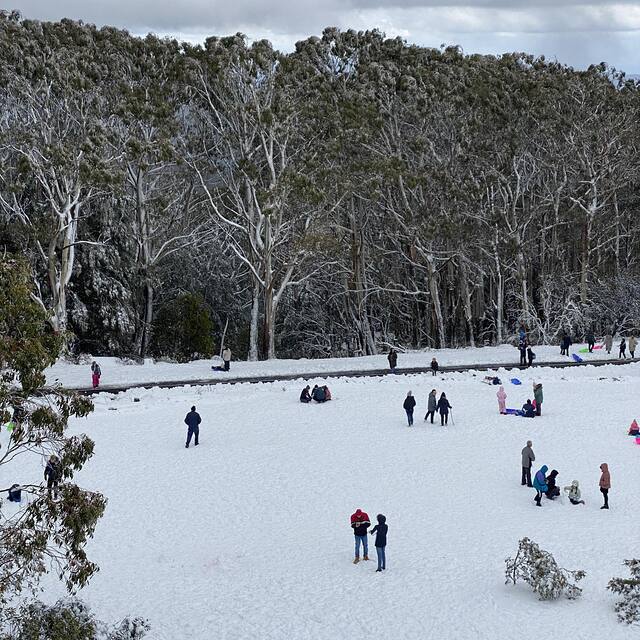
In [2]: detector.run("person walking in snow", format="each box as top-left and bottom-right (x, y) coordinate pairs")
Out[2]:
(619, 338), (627, 359)
(350, 508), (371, 564)
(533, 383), (543, 416)
(430, 357), (439, 376)
(545, 469), (560, 500)
(91, 361), (101, 389)
(44, 455), (61, 499)
(370, 514), (388, 572)
(629, 335), (637, 358)
(586, 330), (595, 353)
(184, 406), (201, 448)
(497, 386), (507, 414)
(564, 480), (585, 505)
(599, 463), (611, 509)
(222, 346), (232, 371)
(521, 440), (535, 487)
(403, 391), (416, 426)
(604, 333), (613, 355)
(436, 392), (451, 426)
(424, 389), (437, 423)
(533, 465), (548, 506)
(387, 349), (398, 373)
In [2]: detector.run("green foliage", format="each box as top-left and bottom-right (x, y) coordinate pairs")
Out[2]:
(608, 559), (640, 625)
(152, 293), (215, 362)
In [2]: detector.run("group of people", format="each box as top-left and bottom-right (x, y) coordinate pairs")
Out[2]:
(350, 508), (388, 571)
(300, 385), (332, 403)
(521, 441), (611, 509)
(403, 389), (452, 426)
(517, 330), (537, 366)
(387, 349), (439, 376)
(496, 383), (543, 418)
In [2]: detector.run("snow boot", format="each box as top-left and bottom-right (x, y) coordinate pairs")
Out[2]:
(376, 568), (382, 572)
(353, 557), (360, 564)
(363, 555), (370, 561)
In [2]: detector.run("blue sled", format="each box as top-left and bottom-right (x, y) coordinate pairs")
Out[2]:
(572, 354), (583, 363)
(510, 378), (522, 385)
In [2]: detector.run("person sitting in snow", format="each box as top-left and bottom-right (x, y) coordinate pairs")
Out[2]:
(323, 386), (332, 401)
(521, 399), (536, 418)
(564, 480), (585, 505)
(545, 469), (560, 500)
(300, 385), (312, 403)
(350, 508), (371, 564)
(532, 465), (548, 507)
(312, 385), (327, 403)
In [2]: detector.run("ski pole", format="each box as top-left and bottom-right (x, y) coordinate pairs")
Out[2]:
(450, 409), (455, 426)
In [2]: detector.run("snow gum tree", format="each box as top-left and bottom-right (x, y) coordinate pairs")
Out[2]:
(0, 257), (106, 616)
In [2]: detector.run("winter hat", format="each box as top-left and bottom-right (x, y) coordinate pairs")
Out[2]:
(377, 514), (386, 524)
(407, 391), (412, 396)
(191, 406), (196, 411)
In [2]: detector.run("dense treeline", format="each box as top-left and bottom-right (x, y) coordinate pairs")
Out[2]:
(1, 12), (639, 360)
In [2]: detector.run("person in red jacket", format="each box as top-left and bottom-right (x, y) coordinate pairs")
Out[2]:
(350, 508), (371, 564)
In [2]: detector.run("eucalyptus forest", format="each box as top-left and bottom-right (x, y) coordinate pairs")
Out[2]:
(1, 12), (639, 361)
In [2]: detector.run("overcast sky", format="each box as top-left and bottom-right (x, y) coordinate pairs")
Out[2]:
(11, 1), (640, 73)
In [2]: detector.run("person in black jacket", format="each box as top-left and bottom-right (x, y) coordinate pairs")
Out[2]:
(545, 469), (560, 499)
(436, 392), (451, 426)
(527, 346), (535, 367)
(300, 385), (311, 403)
(44, 455), (61, 498)
(184, 406), (202, 448)
(431, 357), (439, 376)
(521, 399), (536, 418)
(370, 514), (388, 572)
(387, 349), (398, 373)
(403, 391), (416, 426)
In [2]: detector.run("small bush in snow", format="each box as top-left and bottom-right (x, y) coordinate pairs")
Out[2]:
(505, 537), (586, 601)
(0, 598), (149, 640)
(608, 559), (640, 624)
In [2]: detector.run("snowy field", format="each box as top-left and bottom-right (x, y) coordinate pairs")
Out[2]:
(9, 361), (640, 639)
(44, 342), (625, 388)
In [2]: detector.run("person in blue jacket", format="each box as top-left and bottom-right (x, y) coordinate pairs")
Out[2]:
(533, 465), (548, 506)
(184, 406), (201, 448)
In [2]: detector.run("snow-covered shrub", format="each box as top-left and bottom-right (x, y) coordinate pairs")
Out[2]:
(505, 537), (586, 600)
(608, 559), (640, 624)
(0, 598), (150, 640)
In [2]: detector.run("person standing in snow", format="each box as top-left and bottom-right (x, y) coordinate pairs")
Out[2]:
(431, 357), (439, 376)
(350, 508), (371, 564)
(619, 338), (627, 359)
(545, 469), (560, 499)
(497, 386), (507, 414)
(629, 335), (637, 358)
(424, 389), (437, 423)
(533, 465), (548, 506)
(533, 383), (543, 416)
(370, 514), (388, 572)
(521, 440), (535, 487)
(604, 333), (613, 355)
(599, 463), (611, 509)
(387, 349), (398, 373)
(518, 338), (527, 366)
(403, 391), (416, 426)
(560, 333), (572, 356)
(91, 361), (101, 389)
(184, 406), (201, 448)
(44, 455), (61, 498)
(564, 481), (585, 505)
(436, 392), (451, 426)
(222, 346), (232, 371)
(586, 330), (595, 353)
(527, 346), (535, 367)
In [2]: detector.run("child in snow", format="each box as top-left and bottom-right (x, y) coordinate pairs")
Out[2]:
(403, 391), (416, 426)
(527, 346), (535, 367)
(300, 385), (311, 403)
(599, 463), (610, 509)
(44, 455), (61, 498)
(350, 509), (371, 564)
(370, 514), (388, 572)
(90, 361), (101, 389)
(323, 386), (332, 401)
(436, 392), (451, 426)
(629, 420), (640, 436)
(533, 383), (543, 416)
(424, 389), (437, 423)
(431, 357), (439, 376)
(497, 386), (507, 414)
(533, 465), (548, 506)
(564, 481), (585, 505)
(521, 399), (535, 418)
(545, 469), (560, 499)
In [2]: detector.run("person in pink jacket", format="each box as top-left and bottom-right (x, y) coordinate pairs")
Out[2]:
(599, 463), (611, 509)
(497, 386), (507, 414)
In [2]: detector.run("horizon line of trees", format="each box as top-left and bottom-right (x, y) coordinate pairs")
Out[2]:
(1, 12), (639, 361)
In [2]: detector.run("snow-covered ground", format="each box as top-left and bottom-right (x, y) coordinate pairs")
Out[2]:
(10, 361), (640, 639)
(45, 342), (624, 389)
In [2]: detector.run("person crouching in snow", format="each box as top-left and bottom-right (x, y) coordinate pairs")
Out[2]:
(351, 508), (371, 563)
(323, 385), (332, 401)
(545, 469), (560, 500)
(599, 463), (611, 509)
(300, 385), (311, 403)
(436, 392), (451, 426)
(403, 391), (416, 426)
(497, 386), (507, 414)
(564, 481), (585, 505)
(91, 361), (101, 389)
(521, 399), (535, 418)
(533, 465), (548, 506)
(370, 514), (388, 572)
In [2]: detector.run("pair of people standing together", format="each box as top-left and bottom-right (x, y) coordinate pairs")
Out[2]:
(350, 509), (388, 571)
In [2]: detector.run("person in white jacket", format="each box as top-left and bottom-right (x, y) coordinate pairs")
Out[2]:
(222, 346), (232, 371)
(564, 480), (585, 505)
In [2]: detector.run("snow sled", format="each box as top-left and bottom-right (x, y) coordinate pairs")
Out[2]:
(572, 354), (583, 363)
(504, 408), (523, 416)
(510, 378), (522, 385)
(578, 348), (589, 353)
(636, 437), (640, 446)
